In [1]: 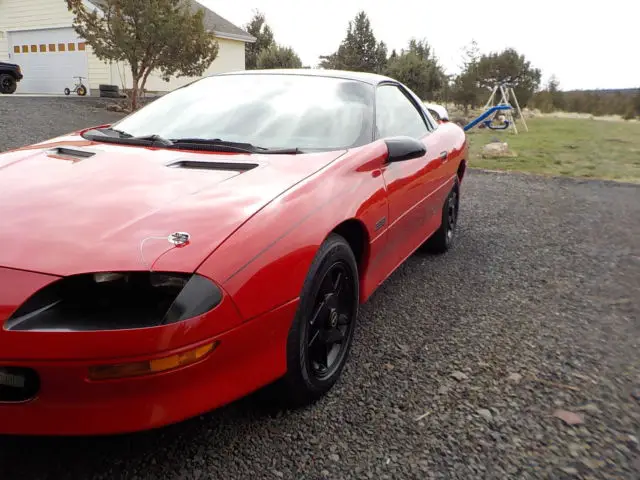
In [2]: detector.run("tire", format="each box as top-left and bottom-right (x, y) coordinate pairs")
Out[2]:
(278, 233), (360, 407)
(77, 85), (87, 96)
(64, 88), (71, 96)
(99, 84), (119, 93)
(421, 179), (460, 254)
(100, 90), (120, 98)
(0, 74), (17, 94)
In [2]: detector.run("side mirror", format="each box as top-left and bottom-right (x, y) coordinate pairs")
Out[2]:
(384, 136), (427, 163)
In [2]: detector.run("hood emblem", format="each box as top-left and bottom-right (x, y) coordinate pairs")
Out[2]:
(139, 231), (191, 270)
(168, 232), (190, 246)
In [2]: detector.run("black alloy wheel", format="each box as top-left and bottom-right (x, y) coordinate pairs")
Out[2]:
(444, 189), (458, 246)
(307, 260), (355, 381)
(279, 233), (359, 406)
(421, 180), (460, 253)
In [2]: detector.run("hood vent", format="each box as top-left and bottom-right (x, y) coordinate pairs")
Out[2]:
(166, 160), (259, 172)
(47, 147), (96, 160)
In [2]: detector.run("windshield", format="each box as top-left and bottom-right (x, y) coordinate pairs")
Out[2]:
(111, 74), (375, 151)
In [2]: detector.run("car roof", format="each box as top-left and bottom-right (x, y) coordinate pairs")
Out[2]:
(213, 68), (397, 86)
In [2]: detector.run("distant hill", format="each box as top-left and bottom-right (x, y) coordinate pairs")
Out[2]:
(532, 87), (640, 118)
(563, 88), (638, 95)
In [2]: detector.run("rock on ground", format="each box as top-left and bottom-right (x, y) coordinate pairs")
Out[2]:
(481, 141), (517, 158)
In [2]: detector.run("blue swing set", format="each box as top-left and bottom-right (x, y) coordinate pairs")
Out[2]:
(463, 104), (513, 132)
(462, 83), (529, 134)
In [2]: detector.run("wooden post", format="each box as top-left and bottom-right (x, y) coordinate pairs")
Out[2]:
(500, 84), (518, 134)
(484, 86), (497, 110)
(510, 87), (529, 132)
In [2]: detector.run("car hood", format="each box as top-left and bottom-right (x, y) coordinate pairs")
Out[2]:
(0, 136), (345, 276)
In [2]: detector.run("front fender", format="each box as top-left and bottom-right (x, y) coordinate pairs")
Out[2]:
(196, 142), (389, 321)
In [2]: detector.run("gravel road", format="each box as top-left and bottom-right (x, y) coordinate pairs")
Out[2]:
(1, 98), (639, 479)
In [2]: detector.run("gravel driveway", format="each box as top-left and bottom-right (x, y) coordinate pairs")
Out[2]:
(0, 97), (125, 152)
(1, 98), (639, 479)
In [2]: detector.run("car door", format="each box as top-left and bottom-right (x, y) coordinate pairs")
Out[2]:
(375, 82), (445, 267)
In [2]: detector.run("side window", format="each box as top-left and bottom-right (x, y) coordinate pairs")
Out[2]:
(375, 84), (429, 139)
(422, 108), (439, 130)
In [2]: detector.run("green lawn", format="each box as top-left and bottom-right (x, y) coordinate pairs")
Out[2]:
(467, 117), (640, 183)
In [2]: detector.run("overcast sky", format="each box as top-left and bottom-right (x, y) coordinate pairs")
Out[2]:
(201, 0), (637, 91)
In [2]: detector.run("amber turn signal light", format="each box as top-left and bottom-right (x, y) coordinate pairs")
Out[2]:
(88, 341), (218, 381)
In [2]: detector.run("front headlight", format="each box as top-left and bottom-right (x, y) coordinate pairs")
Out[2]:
(5, 272), (223, 332)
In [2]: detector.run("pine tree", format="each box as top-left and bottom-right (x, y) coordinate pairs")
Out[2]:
(385, 39), (446, 100)
(244, 10), (275, 70)
(319, 11), (387, 73)
(257, 45), (303, 69)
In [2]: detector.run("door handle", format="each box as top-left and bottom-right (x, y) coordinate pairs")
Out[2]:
(439, 151), (448, 161)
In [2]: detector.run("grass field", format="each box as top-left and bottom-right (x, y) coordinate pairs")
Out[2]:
(467, 116), (640, 183)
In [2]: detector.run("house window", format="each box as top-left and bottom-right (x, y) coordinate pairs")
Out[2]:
(39, 44), (46, 52)
(78, 42), (86, 51)
(22, 45), (28, 53)
(30, 45), (37, 52)
(68, 43), (76, 51)
(58, 43), (66, 51)
(49, 44), (56, 52)
(14, 46), (20, 54)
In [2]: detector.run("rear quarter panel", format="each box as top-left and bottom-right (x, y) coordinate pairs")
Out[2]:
(436, 121), (469, 180)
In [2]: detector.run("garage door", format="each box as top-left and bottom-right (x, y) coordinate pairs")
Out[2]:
(8, 28), (89, 95)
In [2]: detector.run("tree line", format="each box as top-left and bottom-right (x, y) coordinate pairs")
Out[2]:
(245, 11), (542, 110)
(65, 1), (639, 118)
(531, 77), (640, 119)
(246, 10), (640, 119)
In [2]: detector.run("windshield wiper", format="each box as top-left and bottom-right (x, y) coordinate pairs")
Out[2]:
(82, 129), (174, 147)
(170, 138), (255, 153)
(107, 127), (132, 138)
(169, 138), (302, 154)
(82, 131), (301, 153)
(88, 127), (132, 138)
(131, 134), (173, 146)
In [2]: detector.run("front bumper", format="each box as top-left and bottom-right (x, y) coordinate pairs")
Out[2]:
(0, 267), (298, 435)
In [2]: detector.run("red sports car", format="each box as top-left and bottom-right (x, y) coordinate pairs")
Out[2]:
(0, 69), (468, 435)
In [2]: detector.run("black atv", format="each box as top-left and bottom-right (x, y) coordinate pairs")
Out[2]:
(0, 62), (23, 94)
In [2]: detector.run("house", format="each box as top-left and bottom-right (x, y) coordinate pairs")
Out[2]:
(0, 0), (256, 95)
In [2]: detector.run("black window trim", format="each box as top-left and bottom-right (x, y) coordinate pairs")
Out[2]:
(373, 81), (435, 141)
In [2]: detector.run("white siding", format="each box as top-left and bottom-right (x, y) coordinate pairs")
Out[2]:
(87, 48), (112, 90)
(0, 0), (75, 31)
(0, 30), (8, 63)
